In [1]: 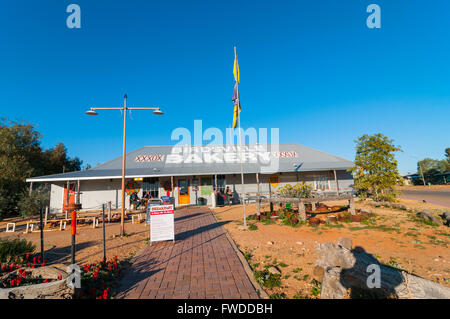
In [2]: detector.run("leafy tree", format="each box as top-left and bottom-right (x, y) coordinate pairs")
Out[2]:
(349, 133), (402, 202)
(42, 143), (83, 175)
(418, 158), (441, 175)
(0, 118), (83, 219)
(445, 148), (450, 162)
(0, 119), (42, 218)
(414, 150), (450, 185)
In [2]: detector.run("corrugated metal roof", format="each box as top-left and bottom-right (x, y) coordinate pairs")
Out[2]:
(26, 143), (353, 182)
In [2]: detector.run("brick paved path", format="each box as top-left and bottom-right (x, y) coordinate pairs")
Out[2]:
(115, 206), (259, 299)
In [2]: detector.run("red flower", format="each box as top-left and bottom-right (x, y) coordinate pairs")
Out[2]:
(25, 252), (30, 260)
(44, 279), (49, 283)
(57, 275), (62, 280)
(93, 271), (98, 278)
(33, 257), (37, 264)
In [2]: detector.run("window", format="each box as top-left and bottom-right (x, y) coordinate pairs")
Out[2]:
(314, 174), (329, 191)
(143, 177), (159, 198)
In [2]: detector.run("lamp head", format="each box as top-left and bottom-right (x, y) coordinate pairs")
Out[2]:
(153, 109), (164, 115)
(85, 109), (98, 116)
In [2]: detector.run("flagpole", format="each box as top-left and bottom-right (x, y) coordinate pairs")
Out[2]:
(234, 46), (247, 228)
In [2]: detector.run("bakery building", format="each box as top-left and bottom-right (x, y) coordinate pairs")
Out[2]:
(26, 143), (354, 213)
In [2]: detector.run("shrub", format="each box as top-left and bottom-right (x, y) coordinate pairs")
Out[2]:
(254, 270), (282, 288)
(277, 182), (312, 199)
(0, 238), (35, 263)
(310, 279), (321, 297)
(79, 256), (124, 299)
(281, 213), (306, 227)
(17, 185), (49, 217)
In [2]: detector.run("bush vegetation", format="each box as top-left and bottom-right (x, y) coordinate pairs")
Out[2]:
(277, 182), (312, 199)
(0, 238), (35, 263)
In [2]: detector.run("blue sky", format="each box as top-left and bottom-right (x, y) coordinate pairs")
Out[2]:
(1, 0), (449, 175)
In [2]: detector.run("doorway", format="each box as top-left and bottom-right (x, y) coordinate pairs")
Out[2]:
(63, 183), (76, 213)
(178, 179), (190, 205)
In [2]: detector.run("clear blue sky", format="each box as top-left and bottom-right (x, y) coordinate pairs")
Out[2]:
(1, 0), (449, 175)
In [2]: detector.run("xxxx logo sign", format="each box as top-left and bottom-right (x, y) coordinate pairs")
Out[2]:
(135, 154), (164, 162)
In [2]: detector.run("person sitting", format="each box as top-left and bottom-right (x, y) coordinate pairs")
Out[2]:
(143, 191), (152, 208)
(130, 192), (141, 209)
(225, 186), (233, 206)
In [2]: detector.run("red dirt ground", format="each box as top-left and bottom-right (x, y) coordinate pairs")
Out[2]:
(213, 199), (450, 298)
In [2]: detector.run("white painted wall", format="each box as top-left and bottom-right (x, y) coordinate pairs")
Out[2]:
(50, 183), (64, 214)
(48, 170), (353, 211)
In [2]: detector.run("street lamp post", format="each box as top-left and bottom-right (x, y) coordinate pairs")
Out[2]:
(86, 94), (163, 236)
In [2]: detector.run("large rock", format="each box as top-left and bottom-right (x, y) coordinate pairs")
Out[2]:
(360, 208), (373, 215)
(391, 203), (408, 210)
(417, 210), (443, 225)
(268, 266), (281, 275)
(440, 211), (450, 226)
(315, 237), (450, 299)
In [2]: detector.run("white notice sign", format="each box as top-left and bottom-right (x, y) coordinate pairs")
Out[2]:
(150, 205), (175, 244)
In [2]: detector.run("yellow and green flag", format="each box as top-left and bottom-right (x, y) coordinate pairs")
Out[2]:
(232, 49), (240, 128)
(233, 49), (240, 83)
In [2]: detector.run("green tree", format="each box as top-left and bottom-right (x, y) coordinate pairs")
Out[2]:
(445, 148), (450, 162)
(418, 158), (441, 175)
(0, 119), (42, 218)
(0, 118), (83, 219)
(349, 133), (402, 202)
(415, 150), (450, 185)
(42, 142), (83, 175)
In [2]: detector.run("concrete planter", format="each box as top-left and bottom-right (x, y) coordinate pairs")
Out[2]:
(0, 266), (73, 299)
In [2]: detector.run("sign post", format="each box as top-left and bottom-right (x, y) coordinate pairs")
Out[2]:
(148, 204), (175, 245)
(71, 209), (76, 265)
(102, 204), (106, 262)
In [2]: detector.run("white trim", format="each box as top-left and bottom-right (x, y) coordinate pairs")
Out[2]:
(26, 168), (351, 183)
